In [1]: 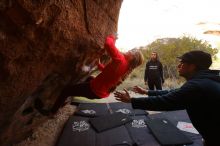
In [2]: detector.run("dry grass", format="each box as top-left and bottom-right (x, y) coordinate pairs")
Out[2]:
(118, 76), (183, 91)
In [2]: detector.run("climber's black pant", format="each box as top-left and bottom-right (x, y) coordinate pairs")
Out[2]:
(147, 79), (162, 90)
(51, 81), (99, 113)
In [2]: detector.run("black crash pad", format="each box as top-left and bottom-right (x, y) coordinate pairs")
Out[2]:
(56, 116), (134, 146)
(74, 102), (148, 117)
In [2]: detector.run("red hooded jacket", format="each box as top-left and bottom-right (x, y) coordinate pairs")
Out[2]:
(90, 35), (129, 98)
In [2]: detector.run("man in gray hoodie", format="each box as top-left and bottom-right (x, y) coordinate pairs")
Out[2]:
(114, 50), (220, 146)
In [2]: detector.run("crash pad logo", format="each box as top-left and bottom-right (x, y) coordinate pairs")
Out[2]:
(81, 109), (96, 115)
(116, 108), (131, 114)
(72, 121), (90, 132)
(132, 119), (146, 128)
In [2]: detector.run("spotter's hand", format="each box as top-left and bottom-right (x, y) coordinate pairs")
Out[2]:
(132, 86), (148, 95)
(114, 89), (131, 103)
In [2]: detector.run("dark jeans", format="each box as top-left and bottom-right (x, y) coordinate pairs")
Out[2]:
(147, 79), (162, 90)
(51, 81), (99, 113)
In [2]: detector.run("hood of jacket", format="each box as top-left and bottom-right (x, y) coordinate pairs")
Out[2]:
(192, 69), (220, 82)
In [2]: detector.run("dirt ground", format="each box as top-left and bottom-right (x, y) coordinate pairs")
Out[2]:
(14, 92), (157, 146)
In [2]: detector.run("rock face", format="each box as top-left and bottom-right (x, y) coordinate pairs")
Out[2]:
(0, 0), (122, 145)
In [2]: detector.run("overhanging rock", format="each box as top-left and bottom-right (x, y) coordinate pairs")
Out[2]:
(0, 0), (123, 145)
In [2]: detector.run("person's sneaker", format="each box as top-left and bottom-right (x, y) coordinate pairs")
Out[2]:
(71, 101), (80, 106)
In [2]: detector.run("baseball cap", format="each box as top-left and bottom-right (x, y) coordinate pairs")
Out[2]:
(177, 50), (212, 70)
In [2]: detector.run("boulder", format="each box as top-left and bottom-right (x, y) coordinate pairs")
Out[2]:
(0, 0), (122, 145)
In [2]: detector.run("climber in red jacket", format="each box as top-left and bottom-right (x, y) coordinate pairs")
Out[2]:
(35, 34), (144, 115)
